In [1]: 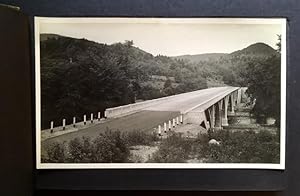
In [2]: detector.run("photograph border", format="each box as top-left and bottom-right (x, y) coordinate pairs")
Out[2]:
(35, 17), (287, 170)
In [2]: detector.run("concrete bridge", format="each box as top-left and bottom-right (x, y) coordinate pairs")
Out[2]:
(105, 86), (245, 131)
(42, 86), (246, 144)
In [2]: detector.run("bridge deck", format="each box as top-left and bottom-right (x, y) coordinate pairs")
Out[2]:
(42, 87), (238, 147)
(144, 86), (237, 113)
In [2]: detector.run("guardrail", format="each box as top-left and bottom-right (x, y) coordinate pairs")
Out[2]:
(181, 87), (240, 114)
(104, 87), (234, 118)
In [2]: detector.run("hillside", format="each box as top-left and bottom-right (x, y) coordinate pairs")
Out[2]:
(39, 34), (207, 128)
(172, 43), (277, 64)
(172, 53), (227, 63)
(40, 33), (64, 41)
(230, 42), (277, 57)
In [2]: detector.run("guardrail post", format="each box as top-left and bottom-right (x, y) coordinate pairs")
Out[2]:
(169, 120), (172, 130)
(91, 113), (93, 123)
(73, 117), (76, 127)
(84, 115), (86, 125)
(164, 122), (167, 133)
(98, 112), (101, 121)
(62, 119), (66, 130)
(50, 121), (54, 133)
(180, 115), (183, 124)
(158, 125), (162, 136)
(176, 117), (179, 125)
(173, 118), (176, 127)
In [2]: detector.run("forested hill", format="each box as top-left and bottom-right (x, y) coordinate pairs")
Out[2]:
(172, 53), (227, 64)
(40, 34), (278, 128)
(172, 42), (277, 63)
(172, 42), (278, 86)
(40, 34), (208, 128)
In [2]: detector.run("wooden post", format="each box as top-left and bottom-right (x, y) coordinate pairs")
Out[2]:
(98, 112), (101, 121)
(173, 118), (176, 127)
(91, 113), (93, 123)
(50, 121), (54, 133)
(62, 119), (66, 130)
(169, 120), (172, 130)
(176, 117), (179, 125)
(180, 115), (183, 124)
(84, 115), (86, 125)
(73, 117), (76, 127)
(164, 122), (167, 133)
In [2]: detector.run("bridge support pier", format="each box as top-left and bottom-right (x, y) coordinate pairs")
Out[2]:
(229, 94), (235, 115)
(215, 101), (222, 130)
(237, 88), (242, 105)
(221, 96), (229, 126)
(208, 105), (215, 130)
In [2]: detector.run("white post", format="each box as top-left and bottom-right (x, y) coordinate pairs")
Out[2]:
(62, 119), (66, 130)
(164, 122), (167, 133)
(84, 115), (86, 125)
(91, 113), (93, 123)
(176, 117), (179, 125)
(98, 112), (101, 121)
(73, 117), (76, 127)
(169, 120), (172, 130)
(50, 121), (54, 133)
(158, 125), (162, 136)
(173, 118), (176, 127)
(180, 115), (183, 124)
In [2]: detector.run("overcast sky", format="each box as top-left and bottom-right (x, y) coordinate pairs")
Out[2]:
(39, 18), (283, 56)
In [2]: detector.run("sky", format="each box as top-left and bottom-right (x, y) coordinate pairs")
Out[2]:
(39, 18), (283, 56)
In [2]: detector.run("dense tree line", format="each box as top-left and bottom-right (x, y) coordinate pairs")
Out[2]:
(40, 35), (207, 128)
(242, 37), (281, 125)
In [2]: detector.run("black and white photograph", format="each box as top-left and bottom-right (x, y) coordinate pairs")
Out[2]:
(35, 17), (286, 169)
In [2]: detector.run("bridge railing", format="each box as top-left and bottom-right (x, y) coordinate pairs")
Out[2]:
(104, 88), (215, 118)
(105, 94), (172, 118)
(181, 87), (240, 114)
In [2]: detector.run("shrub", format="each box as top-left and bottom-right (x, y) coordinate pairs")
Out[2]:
(205, 130), (280, 163)
(68, 137), (94, 163)
(191, 133), (210, 159)
(122, 130), (159, 146)
(44, 129), (130, 163)
(43, 142), (66, 163)
(149, 134), (191, 163)
(93, 130), (129, 163)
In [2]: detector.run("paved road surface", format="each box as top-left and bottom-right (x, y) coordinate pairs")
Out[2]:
(43, 110), (180, 146)
(145, 87), (236, 112)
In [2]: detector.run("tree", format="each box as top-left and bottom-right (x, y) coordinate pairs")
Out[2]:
(276, 34), (281, 53)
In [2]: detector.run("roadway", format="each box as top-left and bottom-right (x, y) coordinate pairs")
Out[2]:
(144, 86), (237, 113)
(42, 110), (180, 146)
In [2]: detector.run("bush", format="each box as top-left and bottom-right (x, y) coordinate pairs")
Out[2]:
(149, 134), (191, 163)
(122, 130), (159, 146)
(42, 142), (66, 163)
(44, 130), (130, 163)
(93, 130), (129, 163)
(68, 137), (94, 163)
(206, 130), (280, 163)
